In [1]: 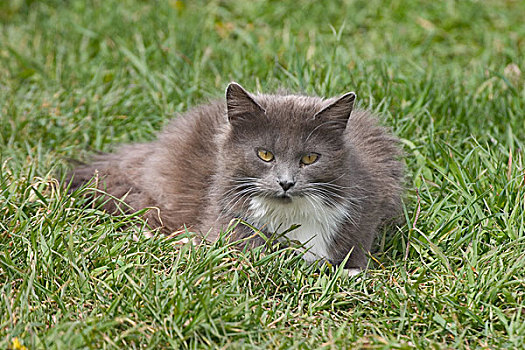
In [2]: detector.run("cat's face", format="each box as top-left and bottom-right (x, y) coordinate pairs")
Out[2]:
(220, 83), (356, 209)
(231, 125), (346, 204)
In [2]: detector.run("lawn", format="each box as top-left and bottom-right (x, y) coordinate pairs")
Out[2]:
(1, 0), (524, 348)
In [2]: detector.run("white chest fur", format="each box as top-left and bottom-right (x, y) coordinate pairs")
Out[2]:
(247, 196), (347, 262)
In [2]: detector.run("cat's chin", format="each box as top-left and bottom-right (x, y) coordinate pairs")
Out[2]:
(272, 193), (294, 204)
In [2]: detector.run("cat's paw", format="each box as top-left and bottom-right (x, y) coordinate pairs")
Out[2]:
(132, 228), (155, 241)
(344, 268), (363, 277)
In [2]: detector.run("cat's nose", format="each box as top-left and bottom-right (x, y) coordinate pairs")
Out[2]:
(279, 180), (296, 191)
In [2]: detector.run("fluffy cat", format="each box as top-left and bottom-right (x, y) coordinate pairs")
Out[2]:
(68, 83), (404, 274)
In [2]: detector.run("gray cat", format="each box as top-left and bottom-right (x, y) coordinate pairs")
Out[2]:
(68, 83), (404, 274)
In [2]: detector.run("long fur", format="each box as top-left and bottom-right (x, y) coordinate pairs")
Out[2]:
(67, 84), (404, 270)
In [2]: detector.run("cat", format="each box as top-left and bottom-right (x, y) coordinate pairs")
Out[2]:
(67, 83), (404, 274)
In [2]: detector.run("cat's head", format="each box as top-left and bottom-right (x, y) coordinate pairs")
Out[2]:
(220, 82), (357, 209)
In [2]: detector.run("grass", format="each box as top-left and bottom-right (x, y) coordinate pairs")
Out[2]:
(1, 0), (524, 348)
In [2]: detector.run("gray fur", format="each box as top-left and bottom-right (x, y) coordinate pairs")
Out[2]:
(67, 83), (404, 270)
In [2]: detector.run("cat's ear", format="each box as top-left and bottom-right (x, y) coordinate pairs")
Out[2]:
(313, 92), (356, 133)
(226, 82), (265, 125)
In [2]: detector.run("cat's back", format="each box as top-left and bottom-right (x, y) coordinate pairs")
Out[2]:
(345, 109), (401, 164)
(344, 109), (404, 217)
(139, 99), (227, 228)
(163, 99), (226, 140)
(68, 99), (228, 232)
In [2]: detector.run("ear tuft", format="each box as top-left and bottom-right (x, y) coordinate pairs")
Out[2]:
(313, 92), (356, 132)
(226, 82), (265, 124)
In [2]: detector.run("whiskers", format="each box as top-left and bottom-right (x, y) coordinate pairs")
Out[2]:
(220, 174), (369, 229)
(220, 176), (263, 214)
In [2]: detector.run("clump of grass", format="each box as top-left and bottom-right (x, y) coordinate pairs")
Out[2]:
(1, 0), (524, 348)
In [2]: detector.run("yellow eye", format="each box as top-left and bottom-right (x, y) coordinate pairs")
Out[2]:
(301, 153), (319, 165)
(257, 149), (274, 162)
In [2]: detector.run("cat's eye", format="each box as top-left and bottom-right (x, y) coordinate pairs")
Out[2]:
(301, 153), (320, 165)
(257, 149), (274, 162)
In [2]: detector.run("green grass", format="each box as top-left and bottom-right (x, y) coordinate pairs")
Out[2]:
(1, 0), (524, 348)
